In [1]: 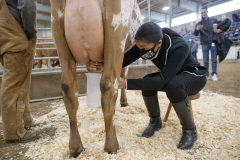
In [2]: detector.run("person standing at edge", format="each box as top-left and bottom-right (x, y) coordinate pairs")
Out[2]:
(0, 0), (39, 143)
(193, 7), (222, 81)
(87, 22), (207, 149)
(191, 39), (199, 61)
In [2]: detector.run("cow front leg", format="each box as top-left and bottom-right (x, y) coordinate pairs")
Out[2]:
(50, 0), (83, 157)
(120, 67), (129, 107)
(120, 88), (128, 107)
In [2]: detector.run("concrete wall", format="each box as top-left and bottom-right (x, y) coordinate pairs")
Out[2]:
(29, 71), (88, 101)
(0, 65), (158, 102)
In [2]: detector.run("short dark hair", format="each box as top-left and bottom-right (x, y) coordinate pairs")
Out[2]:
(201, 7), (208, 11)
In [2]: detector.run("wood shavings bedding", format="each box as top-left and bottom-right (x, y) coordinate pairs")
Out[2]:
(13, 91), (240, 159)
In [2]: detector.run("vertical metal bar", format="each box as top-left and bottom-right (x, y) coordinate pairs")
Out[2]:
(48, 58), (51, 71)
(168, 0), (172, 28)
(147, 0), (151, 22)
(196, 2), (200, 22)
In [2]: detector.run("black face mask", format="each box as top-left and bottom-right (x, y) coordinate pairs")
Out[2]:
(139, 43), (159, 60)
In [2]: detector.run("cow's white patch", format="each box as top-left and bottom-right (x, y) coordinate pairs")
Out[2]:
(75, 92), (78, 97)
(51, 14), (54, 21)
(112, 115), (115, 126)
(113, 78), (118, 94)
(125, 66), (129, 77)
(128, 4), (142, 46)
(120, 33), (129, 52)
(112, 0), (134, 31)
(57, 9), (64, 18)
(112, 0), (142, 52)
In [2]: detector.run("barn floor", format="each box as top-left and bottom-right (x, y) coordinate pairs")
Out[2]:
(0, 60), (239, 160)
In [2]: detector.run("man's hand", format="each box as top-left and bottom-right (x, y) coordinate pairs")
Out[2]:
(86, 60), (104, 73)
(118, 77), (126, 89)
(214, 29), (222, 34)
(196, 24), (203, 30)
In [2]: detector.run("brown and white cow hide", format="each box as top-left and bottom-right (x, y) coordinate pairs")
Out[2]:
(50, 0), (142, 157)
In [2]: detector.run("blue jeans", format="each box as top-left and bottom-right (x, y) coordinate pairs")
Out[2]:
(202, 44), (217, 77)
(191, 51), (197, 60)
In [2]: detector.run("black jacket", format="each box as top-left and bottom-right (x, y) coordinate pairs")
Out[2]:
(216, 18), (232, 32)
(193, 17), (218, 44)
(6, 0), (37, 39)
(213, 18), (233, 62)
(122, 29), (207, 90)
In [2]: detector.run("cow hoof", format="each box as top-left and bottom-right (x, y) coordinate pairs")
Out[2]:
(107, 151), (117, 154)
(104, 145), (120, 154)
(70, 147), (85, 158)
(120, 101), (129, 107)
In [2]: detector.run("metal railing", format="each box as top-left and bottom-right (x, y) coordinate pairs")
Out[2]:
(0, 28), (151, 75)
(36, 28), (52, 31)
(37, 42), (55, 45)
(31, 56), (87, 75)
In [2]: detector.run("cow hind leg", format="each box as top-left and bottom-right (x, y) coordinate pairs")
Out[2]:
(100, 79), (120, 153)
(61, 81), (84, 158)
(101, 0), (134, 153)
(50, 0), (83, 157)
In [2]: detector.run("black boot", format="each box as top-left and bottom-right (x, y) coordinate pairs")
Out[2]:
(172, 97), (197, 149)
(142, 95), (162, 138)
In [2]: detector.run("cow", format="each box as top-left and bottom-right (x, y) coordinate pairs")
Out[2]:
(35, 35), (60, 68)
(50, 0), (142, 157)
